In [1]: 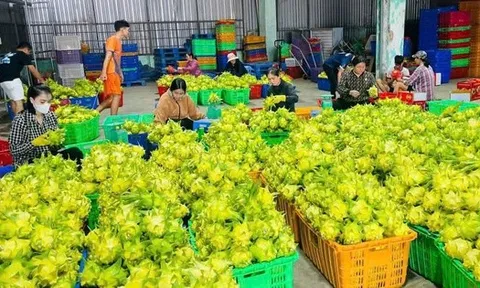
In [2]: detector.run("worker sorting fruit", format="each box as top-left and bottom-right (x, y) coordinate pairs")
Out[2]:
(153, 78), (204, 130)
(266, 67), (299, 112)
(8, 85), (83, 167)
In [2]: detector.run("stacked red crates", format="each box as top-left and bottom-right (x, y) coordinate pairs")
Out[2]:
(438, 11), (472, 79)
(244, 35), (268, 63)
(460, 1), (480, 77)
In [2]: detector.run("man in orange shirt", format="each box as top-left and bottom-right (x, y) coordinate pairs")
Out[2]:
(98, 20), (130, 115)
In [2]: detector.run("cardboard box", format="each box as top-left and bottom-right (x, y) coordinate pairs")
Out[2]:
(451, 92), (471, 102)
(413, 92), (427, 101)
(435, 73), (442, 86)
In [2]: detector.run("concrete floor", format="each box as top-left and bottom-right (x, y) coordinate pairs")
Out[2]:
(0, 78), (464, 287)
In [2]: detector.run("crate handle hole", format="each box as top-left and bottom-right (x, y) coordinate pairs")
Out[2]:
(242, 270), (266, 278)
(370, 244), (388, 252)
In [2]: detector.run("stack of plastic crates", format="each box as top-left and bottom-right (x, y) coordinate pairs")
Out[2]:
(192, 38), (216, 71)
(460, 1), (480, 77)
(82, 53), (104, 81)
(418, 6), (457, 51)
(438, 11), (472, 79)
(121, 43), (140, 83)
(244, 35), (267, 63)
(215, 19), (236, 70)
(426, 49), (452, 84)
(153, 47), (188, 72)
(54, 36), (85, 87)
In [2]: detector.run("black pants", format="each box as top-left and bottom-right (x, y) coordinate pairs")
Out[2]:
(332, 98), (370, 111)
(323, 64), (338, 97)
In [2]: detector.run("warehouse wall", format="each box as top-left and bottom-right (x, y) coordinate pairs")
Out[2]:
(277, 0), (430, 49)
(0, 2), (28, 54)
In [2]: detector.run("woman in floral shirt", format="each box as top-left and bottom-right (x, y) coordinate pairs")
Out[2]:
(334, 56), (376, 110)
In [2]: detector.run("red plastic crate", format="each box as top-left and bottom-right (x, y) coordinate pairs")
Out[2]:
(157, 85), (168, 96)
(439, 42), (471, 49)
(286, 66), (303, 79)
(439, 11), (471, 27)
(379, 92), (397, 99)
(50, 99), (71, 112)
(451, 67), (469, 79)
(413, 101), (427, 110)
(438, 30), (471, 40)
(0, 140), (13, 167)
(399, 91), (414, 104)
(452, 54), (471, 60)
(249, 84), (262, 99)
(98, 91), (124, 107)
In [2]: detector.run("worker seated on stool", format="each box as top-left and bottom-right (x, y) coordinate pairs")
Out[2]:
(376, 55), (410, 93)
(153, 78), (204, 130)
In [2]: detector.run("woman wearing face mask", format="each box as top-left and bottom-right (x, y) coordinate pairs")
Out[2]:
(334, 56), (376, 110)
(153, 78), (204, 130)
(266, 68), (299, 112)
(8, 85), (83, 167)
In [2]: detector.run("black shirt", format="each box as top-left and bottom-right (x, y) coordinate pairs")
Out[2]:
(0, 51), (32, 82)
(266, 80), (299, 112)
(223, 61), (248, 77)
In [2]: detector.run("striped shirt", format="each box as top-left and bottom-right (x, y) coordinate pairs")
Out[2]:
(408, 64), (435, 101)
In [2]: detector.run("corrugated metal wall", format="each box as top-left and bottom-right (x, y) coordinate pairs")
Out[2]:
(0, 3), (28, 53)
(277, 0), (430, 44)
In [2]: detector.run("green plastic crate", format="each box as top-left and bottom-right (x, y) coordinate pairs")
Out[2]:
(452, 58), (470, 68)
(451, 47), (471, 55)
(206, 106), (222, 119)
(189, 91), (199, 105)
(102, 114), (153, 142)
(86, 193), (100, 230)
(216, 24), (235, 33)
(224, 90), (245, 105)
(439, 38), (471, 45)
(237, 88), (250, 104)
(261, 131), (290, 146)
(188, 220), (298, 288)
(428, 100), (479, 115)
(408, 225), (442, 286)
(438, 26), (472, 32)
(281, 44), (291, 57)
(65, 139), (109, 156)
(436, 240), (480, 288)
(198, 90), (212, 106)
(60, 115), (100, 145)
(200, 64), (217, 70)
(192, 39), (216, 56)
(217, 42), (236, 51)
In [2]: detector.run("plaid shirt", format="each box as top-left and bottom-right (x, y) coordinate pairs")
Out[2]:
(8, 110), (58, 166)
(407, 64), (435, 101)
(337, 70), (376, 102)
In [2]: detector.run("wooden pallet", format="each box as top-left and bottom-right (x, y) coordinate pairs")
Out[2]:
(122, 79), (147, 87)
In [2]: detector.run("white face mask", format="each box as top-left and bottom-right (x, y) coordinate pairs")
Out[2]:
(32, 101), (50, 114)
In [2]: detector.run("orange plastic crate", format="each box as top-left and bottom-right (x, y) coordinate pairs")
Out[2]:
(245, 43), (267, 50)
(297, 211), (416, 288)
(197, 57), (216, 65)
(295, 106), (320, 120)
(216, 19), (235, 25)
(217, 33), (236, 43)
(276, 195), (301, 244)
(244, 35), (266, 44)
(177, 60), (187, 68)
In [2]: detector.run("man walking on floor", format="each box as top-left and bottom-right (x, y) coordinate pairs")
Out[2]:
(0, 42), (44, 115)
(98, 20), (130, 115)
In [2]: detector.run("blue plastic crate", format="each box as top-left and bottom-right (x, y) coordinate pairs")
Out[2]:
(0, 165), (14, 178)
(74, 250), (88, 288)
(121, 56), (139, 68)
(193, 119), (218, 132)
(318, 78), (331, 91)
(122, 43), (138, 52)
(83, 63), (103, 71)
(426, 49), (452, 60)
(69, 96), (99, 109)
(128, 133), (149, 151)
(262, 84), (270, 98)
(245, 48), (267, 57)
(306, 53), (323, 67)
(217, 54), (229, 71)
(192, 33), (215, 39)
(6, 102), (14, 120)
(82, 53), (104, 64)
(123, 70), (140, 82)
(244, 62), (273, 79)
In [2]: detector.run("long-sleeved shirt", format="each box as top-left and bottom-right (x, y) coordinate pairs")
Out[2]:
(9, 110), (58, 167)
(154, 91), (204, 124)
(223, 61), (248, 77)
(407, 64), (434, 101)
(337, 70), (376, 103)
(267, 80), (299, 112)
(181, 60), (201, 76)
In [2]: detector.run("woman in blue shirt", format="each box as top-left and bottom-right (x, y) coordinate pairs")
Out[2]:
(322, 52), (354, 97)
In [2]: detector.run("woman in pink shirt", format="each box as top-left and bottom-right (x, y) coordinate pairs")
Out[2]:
(178, 53), (202, 76)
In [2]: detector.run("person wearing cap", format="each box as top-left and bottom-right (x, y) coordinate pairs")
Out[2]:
(394, 51), (434, 100)
(223, 53), (248, 77)
(322, 52), (355, 97)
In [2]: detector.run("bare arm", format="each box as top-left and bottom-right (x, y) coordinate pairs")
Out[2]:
(27, 65), (44, 83)
(99, 51), (113, 80)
